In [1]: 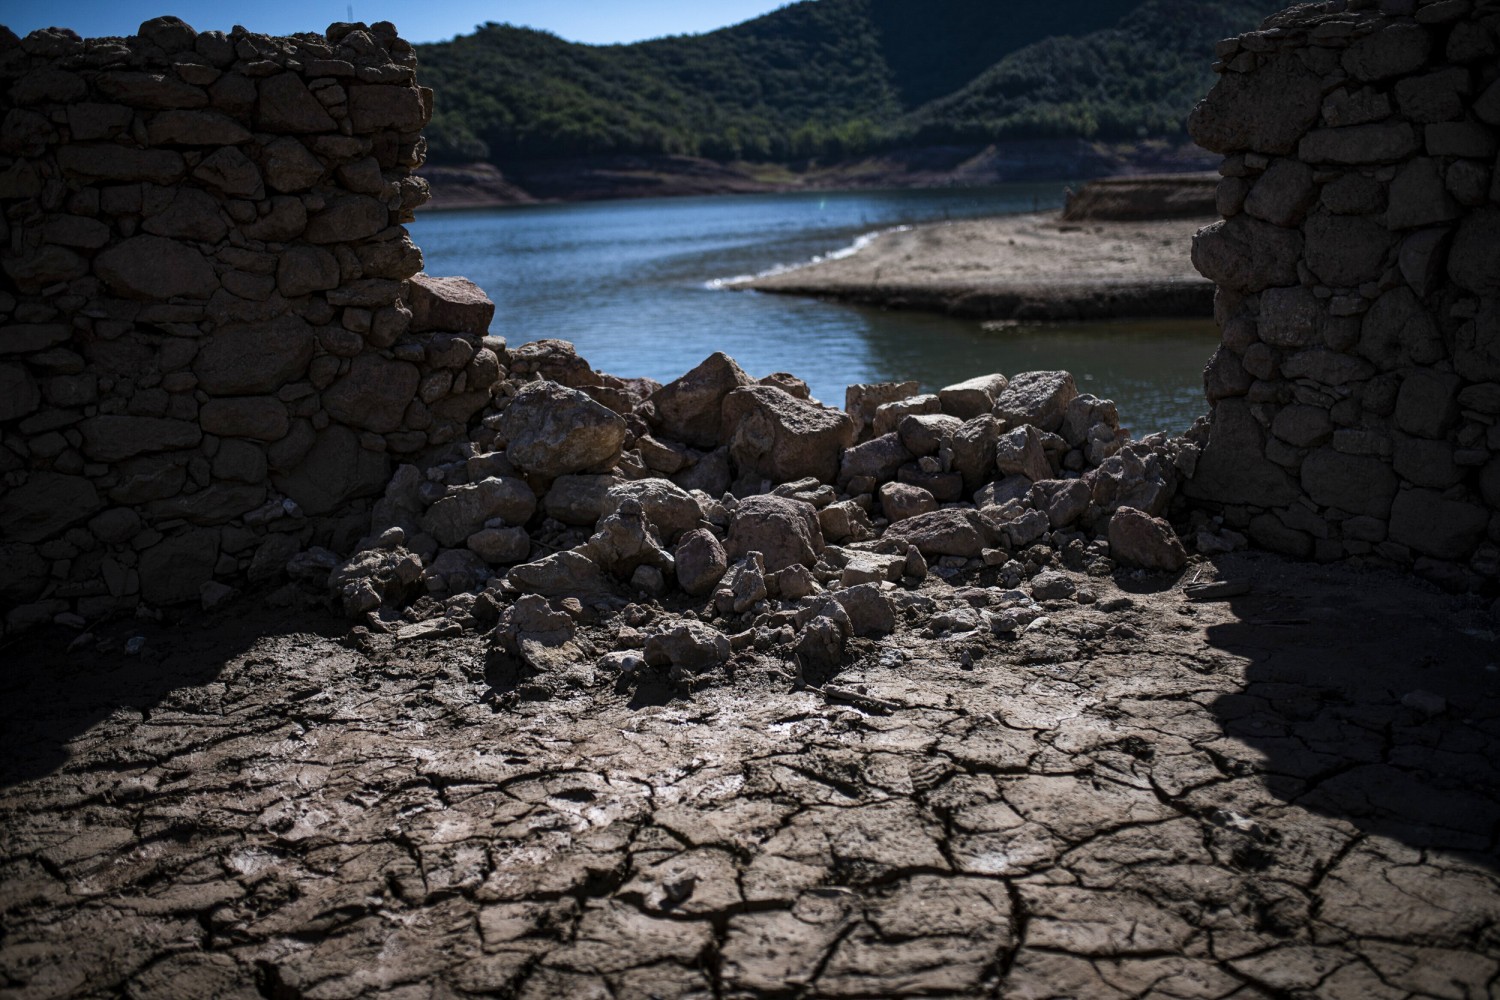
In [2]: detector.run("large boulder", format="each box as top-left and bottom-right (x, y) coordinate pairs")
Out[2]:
(1107, 508), (1187, 573)
(725, 494), (824, 572)
(407, 274), (495, 334)
(838, 433), (912, 486)
(939, 373), (1008, 420)
(946, 415), (1004, 495)
(881, 508), (991, 558)
(846, 381), (919, 440)
(675, 528), (728, 596)
(648, 352), (753, 448)
(604, 479), (702, 543)
(500, 380), (627, 480)
(994, 371), (1077, 434)
(271, 425), (390, 517)
(721, 385), (855, 485)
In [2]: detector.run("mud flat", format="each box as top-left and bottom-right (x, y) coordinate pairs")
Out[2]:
(2, 548), (1498, 998)
(739, 211), (1215, 321)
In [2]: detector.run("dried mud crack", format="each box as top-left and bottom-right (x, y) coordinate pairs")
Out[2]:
(3, 550), (1498, 999)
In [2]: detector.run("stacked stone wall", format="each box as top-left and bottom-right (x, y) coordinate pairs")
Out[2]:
(0, 17), (503, 629)
(1185, 0), (1500, 589)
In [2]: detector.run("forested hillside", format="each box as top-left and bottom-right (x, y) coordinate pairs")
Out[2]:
(415, 0), (1283, 169)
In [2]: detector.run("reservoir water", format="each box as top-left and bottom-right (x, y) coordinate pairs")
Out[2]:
(410, 185), (1215, 435)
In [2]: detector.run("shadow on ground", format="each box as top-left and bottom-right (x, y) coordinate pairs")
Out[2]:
(0, 603), (347, 788)
(1202, 552), (1500, 871)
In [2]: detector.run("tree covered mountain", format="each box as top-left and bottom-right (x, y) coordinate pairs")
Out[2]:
(415, 0), (1284, 168)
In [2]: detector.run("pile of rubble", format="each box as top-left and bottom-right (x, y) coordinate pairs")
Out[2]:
(289, 341), (1215, 693)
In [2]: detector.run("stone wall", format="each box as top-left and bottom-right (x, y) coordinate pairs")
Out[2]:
(1184, 0), (1500, 590)
(0, 17), (503, 629)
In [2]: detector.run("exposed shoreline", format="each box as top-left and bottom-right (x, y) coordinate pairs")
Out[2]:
(735, 209), (1216, 322)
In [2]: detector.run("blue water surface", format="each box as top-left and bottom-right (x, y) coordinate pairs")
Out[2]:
(409, 185), (1213, 435)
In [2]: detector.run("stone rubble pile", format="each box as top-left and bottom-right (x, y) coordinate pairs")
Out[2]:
(1187, 0), (1500, 592)
(307, 340), (1207, 693)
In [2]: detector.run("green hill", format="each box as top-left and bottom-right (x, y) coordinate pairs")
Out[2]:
(415, 0), (1283, 169)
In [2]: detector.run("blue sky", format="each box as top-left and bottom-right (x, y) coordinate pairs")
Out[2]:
(1, 0), (794, 46)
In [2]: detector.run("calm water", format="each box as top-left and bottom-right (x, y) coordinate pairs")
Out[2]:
(410, 186), (1214, 435)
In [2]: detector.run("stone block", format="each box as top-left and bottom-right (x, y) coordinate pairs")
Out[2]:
(1389, 488), (1488, 560)
(1301, 448), (1398, 518)
(1394, 369), (1460, 438)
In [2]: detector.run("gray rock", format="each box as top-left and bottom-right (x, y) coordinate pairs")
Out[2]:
(1342, 23), (1431, 81)
(501, 380), (627, 480)
(422, 548), (490, 595)
(1303, 213), (1392, 287)
(1183, 398), (1300, 508)
(77, 415), (201, 463)
(726, 494), (823, 572)
(945, 415), (1004, 495)
(0, 472), (102, 543)
(1448, 209), (1500, 296)
(193, 315), (315, 395)
(1359, 286), (1443, 370)
(1394, 370), (1460, 439)
(543, 474), (624, 525)
(873, 393), (941, 436)
(1059, 395), (1119, 449)
(1387, 158), (1460, 229)
(818, 499), (876, 544)
(1243, 159), (1316, 228)
(1107, 508), (1186, 573)
(1030, 570), (1077, 602)
(715, 552), (768, 616)
(1298, 123), (1420, 164)
(586, 498), (673, 579)
(276, 245), (340, 298)
(199, 397), (289, 440)
(1258, 286), (1321, 348)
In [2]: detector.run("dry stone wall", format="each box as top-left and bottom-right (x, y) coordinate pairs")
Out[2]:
(0, 17), (504, 629)
(1185, 0), (1500, 590)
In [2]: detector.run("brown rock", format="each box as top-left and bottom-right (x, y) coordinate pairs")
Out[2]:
(199, 396), (289, 440)
(347, 83), (426, 131)
(78, 415), (202, 462)
(145, 109), (250, 145)
(882, 507), (991, 558)
(322, 355), (420, 434)
(649, 352), (755, 448)
(141, 188), (227, 242)
(500, 380), (627, 480)
(879, 481), (937, 523)
(1107, 508), (1186, 573)
(721, 386), (855, 485)
(95, 235), (218, 300)
(257, 74), (336, 132)
(994, 371), (1078, 434)
(1187, 52), (1323, 155)
(0, 472), (102, 543)
(260, 136), (325, 192)
(994, 425), (1052, 483)
(271, 424), (390, 516)
(304, 195), (387, 243)
(939, 373), (1008, 420)
(725, 494), (824, 572)
(194, 315), (315, 394)
(407, 274), (495, 334)
(276, 245), (341, 297)
(675, 528), (728, 596)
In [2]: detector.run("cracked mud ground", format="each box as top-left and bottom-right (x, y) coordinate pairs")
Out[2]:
(3, 551), (1499, 999)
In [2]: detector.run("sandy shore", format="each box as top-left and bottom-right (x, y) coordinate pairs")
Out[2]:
(740, 211), (1215, 321)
